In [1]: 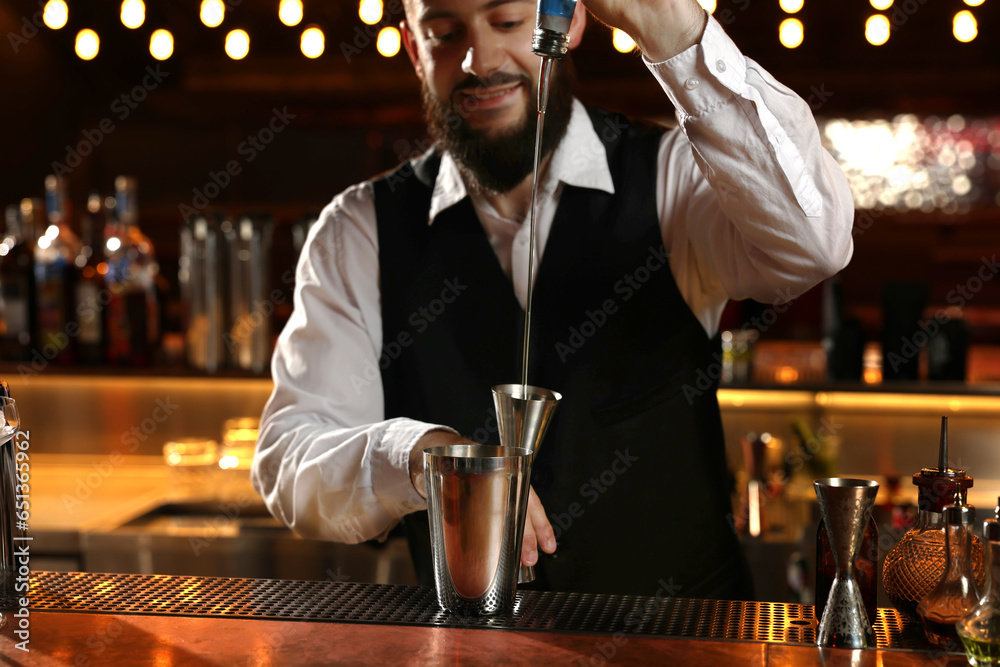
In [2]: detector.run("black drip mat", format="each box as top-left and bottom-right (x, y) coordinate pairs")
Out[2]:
(28, 571), (938, 652)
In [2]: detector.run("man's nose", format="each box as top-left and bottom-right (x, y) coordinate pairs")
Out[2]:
(461, 31), (505, 79)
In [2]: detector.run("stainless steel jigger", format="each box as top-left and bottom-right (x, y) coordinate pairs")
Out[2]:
(492, 383), (561, 584)
(814, 477), (880, 649)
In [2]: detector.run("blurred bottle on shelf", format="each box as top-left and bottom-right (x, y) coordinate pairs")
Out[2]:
(180, 212), (228, 372)
(104, 176), (160, 365)
(0, 200), (40, 361)
(34, 175), (82, 364)
(225, 214), (273, 373)
(74, 192), (108, 364)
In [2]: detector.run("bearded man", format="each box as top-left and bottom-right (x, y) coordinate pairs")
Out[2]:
(252, 0), (855, 598)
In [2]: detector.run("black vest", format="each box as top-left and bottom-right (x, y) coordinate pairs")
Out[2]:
(372, 107), (752, 599)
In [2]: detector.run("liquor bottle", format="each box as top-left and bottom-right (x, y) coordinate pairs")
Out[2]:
(0, 201), (39, 361)
(883, 417), (986, 621)
(917, 500), (981, 649)
(104, 176), (160, 365)
(34, 175), (82, 364)
(957, 498), (1000, 665)
(74, 192), (107, 364)
(817, 515), (879, 627)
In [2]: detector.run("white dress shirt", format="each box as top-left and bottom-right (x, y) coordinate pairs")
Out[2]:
(251, 15), (855, 545)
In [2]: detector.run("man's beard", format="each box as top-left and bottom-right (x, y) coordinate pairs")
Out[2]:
(423, 63), (574, 196)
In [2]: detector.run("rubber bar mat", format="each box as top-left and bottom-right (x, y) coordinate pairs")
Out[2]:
(28, 571), (937, 652)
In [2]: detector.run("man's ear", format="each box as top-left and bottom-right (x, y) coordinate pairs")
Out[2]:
(567, 3), (587, 51)
(401, 21), (425, 80)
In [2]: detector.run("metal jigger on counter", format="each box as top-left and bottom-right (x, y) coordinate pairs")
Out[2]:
(814, 477), (880, 649)
(493, 383), (561, 584)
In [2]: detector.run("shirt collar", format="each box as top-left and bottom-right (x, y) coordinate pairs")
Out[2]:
(427, 98), (616, 225)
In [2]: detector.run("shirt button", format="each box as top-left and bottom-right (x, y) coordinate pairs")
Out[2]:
(716, 59), (726, 73)
(684, 77), (700, 90)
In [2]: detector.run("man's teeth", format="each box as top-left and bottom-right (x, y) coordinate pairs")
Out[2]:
(472, 85), (517, 100)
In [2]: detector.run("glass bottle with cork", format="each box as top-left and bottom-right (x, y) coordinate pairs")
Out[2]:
(883, 416), (986, 621)
(917, 498), (981, 648)
(958, 497), (1000, 665)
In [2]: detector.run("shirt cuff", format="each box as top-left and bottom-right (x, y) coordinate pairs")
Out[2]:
(370, 417), (456, 517)
(642, 14), (746, 121)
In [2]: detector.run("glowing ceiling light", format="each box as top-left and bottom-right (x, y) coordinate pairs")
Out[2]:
(279, 0), (303, 27)
(42, 0), (68, 29)
(301, 26), (324, 58)
(611, 29), (636, 53)
(953, 10), (978, 42)
(869, 0), (892, 9)
(75, 29), (100, 60)
(225, 29), (250, 59)
(201, 0), (225, 28)
(360, 0), (383, 25)
(963, 0), (984, 6)
(697, 0), (717, 12)
(865, 14), (890, 45)
(779, 0), (804, 13)
(150, 29), (174, 60)
(121, 0), (145, 29)
(376, 26), (400, 57)
(779, 18), (803, 48)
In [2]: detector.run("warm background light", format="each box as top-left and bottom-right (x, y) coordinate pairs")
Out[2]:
(200, 0), (225, 28)
(150, 29), (174, 60)
(953, 10), (978, 42)
(612, 29), (636, 53)
(300, 26), (324, 58)
(279, 0), (303, 27)
(42, 0), (68, 29)
(75, 29), (100, 60)
(865, 14), (890, 45)
(376, 26), (400, 57)
(225, 29), (250, 59)
(963, 0), (984, 6)
(779, 18), (803, 48)
(869, 0), (893, 9)
(121, 0), (145, 29)
(697, 0), (717, 12)
(360, 0), (384, 25)
(779, 0), (804, 14)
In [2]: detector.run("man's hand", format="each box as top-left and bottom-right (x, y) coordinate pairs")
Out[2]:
(522, 486), (557, 567)
(581, 0), (708, 63)
(409, 430), (557, 567)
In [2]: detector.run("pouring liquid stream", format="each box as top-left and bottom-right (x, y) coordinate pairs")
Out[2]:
(520, 56), (556, 399)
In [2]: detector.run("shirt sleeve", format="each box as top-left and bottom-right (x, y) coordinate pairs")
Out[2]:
(251, 182), (448, 544)
(646, 13), (855, 336)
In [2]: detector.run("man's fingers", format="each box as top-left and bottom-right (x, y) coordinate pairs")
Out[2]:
(522, 486), (556, 567)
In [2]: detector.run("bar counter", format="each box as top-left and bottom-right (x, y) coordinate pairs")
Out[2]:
(3, 571), (967, 666)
